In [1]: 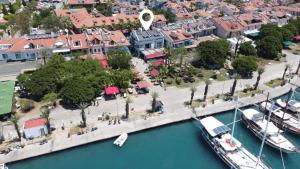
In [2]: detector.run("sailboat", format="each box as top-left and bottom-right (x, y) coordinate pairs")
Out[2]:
(261, 101), (300, 135)
(241, 108), (298, 153)
(199, 116), (271, 169)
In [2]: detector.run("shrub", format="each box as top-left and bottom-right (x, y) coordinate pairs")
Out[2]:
(19, 99), (34, 112)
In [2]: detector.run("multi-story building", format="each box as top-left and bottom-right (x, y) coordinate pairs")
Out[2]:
(130, 29), (165, 60)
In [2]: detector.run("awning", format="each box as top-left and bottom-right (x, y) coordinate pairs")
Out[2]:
(283, 41), (296, 47)
(294, 35), (300, 41)
(104, 86), (120, 95)
(141, 48), (165, 60)
(137, 81), (151, 89)
(52, 48), (70, 53)
(151, 69), (159, 77)
(151, 59), (165, 67)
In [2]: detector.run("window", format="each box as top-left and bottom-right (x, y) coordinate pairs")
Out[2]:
(94, 49), (97, 53)
(145, 43), (151, 49)
(74, 41), (81, 47)
(2, 54), (8, 59)
(15, 53), (21, 59)
(98, 48), (101, 52)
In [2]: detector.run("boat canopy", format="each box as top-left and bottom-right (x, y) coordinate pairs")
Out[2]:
(261, 102), (281, 112)
(288, 100), (300, 107)
(243, 109), (263, 121)
(200, 116), (230, 137)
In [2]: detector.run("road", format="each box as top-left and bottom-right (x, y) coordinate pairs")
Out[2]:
(0, 60), (40, 80)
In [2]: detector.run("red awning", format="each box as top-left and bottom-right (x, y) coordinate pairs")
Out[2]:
(137, 80), (151, 89)
(294, 35), (300, 40)
(151, 69), (159, 77)
(104, 86), (120, 95)
(145, 51), (164, 60)
(151, 59), (165, 67)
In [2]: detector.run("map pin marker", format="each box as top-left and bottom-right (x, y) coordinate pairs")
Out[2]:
(139, 9), (154, 31)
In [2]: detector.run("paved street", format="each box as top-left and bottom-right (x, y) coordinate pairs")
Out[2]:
(0, 60), (40, 78)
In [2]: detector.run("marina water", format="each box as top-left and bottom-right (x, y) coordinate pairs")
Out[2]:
(8, 94), (300, 169)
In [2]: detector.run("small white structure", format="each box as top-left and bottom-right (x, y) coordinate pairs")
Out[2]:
(227, 36), (255, 52)
(23, 118), (48, 139)
(113, 133), (128, 147)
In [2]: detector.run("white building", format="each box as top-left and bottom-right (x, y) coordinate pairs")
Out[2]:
(23, 118), (48, 139)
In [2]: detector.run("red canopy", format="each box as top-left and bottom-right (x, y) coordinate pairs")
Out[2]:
(145, 51), (164, 60)
(137, 80), (151, 89)
(151, 69), (159, 77)
(104, 86), (120, 95)
(151, 59), (165, 67)
(294, 35), (300, 40)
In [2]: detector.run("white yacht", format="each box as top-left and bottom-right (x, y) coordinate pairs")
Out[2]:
(242, 109), (298, 153)
(200, 116), (271, 169)
(276, 99), (300, 113)
(261, 102), (300, 135)
(0, 163), (8, 169)
(113, 133), (128, 147)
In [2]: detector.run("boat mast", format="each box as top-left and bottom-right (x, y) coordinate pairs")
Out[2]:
(231, 92), (239, 142)
(256, 95), (274, 168)
(278, 88), (293, 134)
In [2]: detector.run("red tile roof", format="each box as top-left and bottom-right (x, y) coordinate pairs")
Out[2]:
(279, 6), (300, 13)
(80, 53), (109, 69)
(24, 118), (47, 129)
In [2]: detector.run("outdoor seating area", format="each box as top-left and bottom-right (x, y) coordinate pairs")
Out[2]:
(104, 86), (120, 100)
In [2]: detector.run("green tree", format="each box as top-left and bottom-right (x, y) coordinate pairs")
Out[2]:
(19, 99), (34, 112)
(239, 42), (256, 56)
(203, 79), (211, 101)
(60, 78), (95, 127)
(8, 3), (14, 14)
(196, 39), (229, 68)
(281, 27), (293, 41)
(2, 4), (8, 15)
(109, 69), (134, 89)
(151, 92), (159, 112)
(151, 8), (175, 23)
(8, 8), (31, 35)
(42, 92), (58, 106)
(282, 24), (298, 36)
(259, 24), (283, 42)
(40, 107), (51, 134)
(174, 47), (188, 68)
(232, 56), (258, 77)
(10, 114), (21, 140)
(95, 1), (112, 16)
(107, 50), (131, 70)
(257, 36), (282, 59)
(254, 67), (264, 90)
(190, 86), (197, 105)
(125, 97), (132, 119)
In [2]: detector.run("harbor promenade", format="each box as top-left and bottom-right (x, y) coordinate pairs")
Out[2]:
(1, 81), (296, 163)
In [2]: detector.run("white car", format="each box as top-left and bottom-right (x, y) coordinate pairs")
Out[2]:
(96, 96), (103, 100)
(127, 88), (133, 94)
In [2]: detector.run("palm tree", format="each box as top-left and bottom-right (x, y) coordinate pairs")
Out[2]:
(203, 79), (211, 101)
(125, 97), (132, 119)
(254, 67), (265, 90)
(190, 86), (197, 105)
(230, 74), (239, 96)
(10, 114), (21, 140)
(282, 64), (291, 80)
(151, 92), (159, 112)
(41, 107), (51, 134)
(175, 48), (187, 68)
(164, 47), (172, 67)
(296, 61), (300, 75)
(79, 103), (88, 128)
(38, 48), (49, 65)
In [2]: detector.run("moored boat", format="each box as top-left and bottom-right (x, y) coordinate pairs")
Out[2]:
(260, 101), (300, 135)
(200, 116), (271, 169)
(276, 98), (300, 114)
(113, 133), (128, 147)
(241, 109), (298, 153)
(0, 163), (8, 169)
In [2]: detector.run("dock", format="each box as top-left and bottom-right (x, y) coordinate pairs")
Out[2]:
(0, 83), (295, 163)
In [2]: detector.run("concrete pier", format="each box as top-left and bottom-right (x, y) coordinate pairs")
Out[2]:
(0, 84), (294, 163)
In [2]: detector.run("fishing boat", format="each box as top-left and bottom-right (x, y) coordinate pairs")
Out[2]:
(113, 133), (128, 147)
(0, 163), (8, 169)
(241, 109), (298, 153)
(199, 116), (271, 169)
(261, 101), (300, 135)
(276, 98), (300, 113)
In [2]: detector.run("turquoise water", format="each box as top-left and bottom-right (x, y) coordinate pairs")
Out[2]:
(8, 93), (300, 169)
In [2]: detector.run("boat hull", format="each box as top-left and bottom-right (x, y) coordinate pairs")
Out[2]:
(241, 114), (296, 154)
(270, 114), (300, 135)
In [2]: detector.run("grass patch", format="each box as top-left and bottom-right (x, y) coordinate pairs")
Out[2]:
(265, 78), (284, 88)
